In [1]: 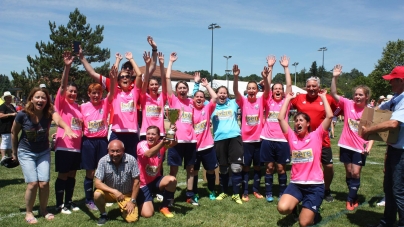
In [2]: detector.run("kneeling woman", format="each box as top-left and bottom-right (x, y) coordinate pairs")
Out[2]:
(136, 126), (177, 218)
(277, 90), (333, 227)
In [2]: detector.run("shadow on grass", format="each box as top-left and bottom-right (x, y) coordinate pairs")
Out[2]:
(332, 191), (366, 204)
(346, 209), (383, 226)
(276, 213), (298, 227)
(0, 178), (25, 187)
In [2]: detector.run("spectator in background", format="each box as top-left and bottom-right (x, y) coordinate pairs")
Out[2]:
(0, 91), (17, 164)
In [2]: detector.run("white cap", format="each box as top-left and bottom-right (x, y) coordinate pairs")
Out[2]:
(3, 91), (12, 97)
(39, 84), (46, 88)
(386, 95), (393, 101)
(379, 95), (385, 100)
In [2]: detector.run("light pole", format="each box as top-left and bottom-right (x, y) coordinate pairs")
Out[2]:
(224, 56), (232, 88)
(208, 23), (221, 87)
(318, 47), (327, 83)
(292, 62), (299, 86)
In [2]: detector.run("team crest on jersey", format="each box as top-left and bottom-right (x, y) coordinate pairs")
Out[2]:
(302, 101), (306, 104)
(157, 152), (161, 159)
(157, 97), (160, 102)
(99, 109), (104, 115)
(201, 110), (205, 116)
(305, 139), (310, 143)
(320, 102), (323, 105)
(254, 104), (259, 109)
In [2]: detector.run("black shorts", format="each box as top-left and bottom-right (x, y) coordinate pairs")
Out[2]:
(321, 147), (333, 165)
(214, 136), (244, 166)
(55, 150), (81, 173)
(339, 147), (367, 166)
(81, 136), (108, 170)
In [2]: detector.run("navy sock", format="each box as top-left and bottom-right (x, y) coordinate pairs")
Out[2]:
(84, 177), (94, 202)
(348, 178), (360, 201)
(161, 190), (175, 208)
(65, 177), (76, 204)
(193, 174), (199, 194)
(278, 173), (287, 197)
(219, 173), (229, 194)
(186, 190), (195, 199)
(206, 172), (216, 192)
(265, 173), (273, 197)
(55, 178), (66, 207)
(346, 177), (351, 189)
(232, 172), (242, 195)
(253, 170), (261, 193)
(242, 171), (249, 195)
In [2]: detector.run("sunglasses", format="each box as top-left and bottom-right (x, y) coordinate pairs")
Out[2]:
(118, 75), (131, 79)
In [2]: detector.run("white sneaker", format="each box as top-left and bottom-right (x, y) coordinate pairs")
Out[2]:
(105, 203), (113, 207)
(377, 200), (385, 206)
(57, 204), (72, 214)
(156, 194), (164, 202)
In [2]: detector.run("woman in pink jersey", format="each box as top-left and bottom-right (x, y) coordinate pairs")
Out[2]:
(137, 125), (177, 218)
(139, 51), (167, 140)
(80, 67), (116, 210)
(54, 51), (84, 214)
(260, 55), (292, 202)
(330, 64), (374, 211)
(164, 52), (198, 205)
(277, 90), (333, 227)
(233, 64), (270, 202)
(192, 74), (218, 201)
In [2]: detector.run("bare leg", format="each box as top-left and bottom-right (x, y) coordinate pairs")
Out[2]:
(25, 182), (39, 221)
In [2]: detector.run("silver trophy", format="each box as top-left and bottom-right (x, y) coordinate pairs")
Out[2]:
(164, 108), (180, 140)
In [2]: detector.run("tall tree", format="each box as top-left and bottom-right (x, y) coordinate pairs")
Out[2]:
(368, 39), (404, 99)
(0, 75), (12, 96)
(309, 61), (318, 77)
(12, 8), (110, 100)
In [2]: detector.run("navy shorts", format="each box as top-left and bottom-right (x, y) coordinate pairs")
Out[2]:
(167, 143), (196, 167)
(81, 136), (108, 170)
(339, 147), (367, 166)
(194, 147), (218, 171)
(215, 136), (244, 166)
(109, 131), (139, 158)
(243, 141), (262, 167)
(284, 183), (324, 213)
(55, 150), (81, 173)
(137, 176), (164, 205)
(321, 147), (333, 165)
(260, 140), (291, 164)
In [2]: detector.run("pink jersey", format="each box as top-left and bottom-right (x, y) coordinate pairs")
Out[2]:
(140, 92), (166, 136)
(137, 140), (165, 187)
(261, 94), (289, 142)
(337, 97), (369, 153)
(54, 88), (83, 152)
(286, 126), (326, 184)
(111, 87), (139, 133)
(81, 99), (110, 138)
(193, 102), (216, 151)
(167, 94), (196, 143)
(237, 96), (264, 142)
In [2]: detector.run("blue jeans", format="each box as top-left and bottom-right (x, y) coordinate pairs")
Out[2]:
(18, 148), (51, 183)
(381, 146), (404, 227)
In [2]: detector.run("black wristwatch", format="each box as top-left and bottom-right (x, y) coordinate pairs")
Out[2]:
(131, 198), (137, 204)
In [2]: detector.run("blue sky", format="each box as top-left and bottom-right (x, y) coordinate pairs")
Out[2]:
(0, 0), (403, 84)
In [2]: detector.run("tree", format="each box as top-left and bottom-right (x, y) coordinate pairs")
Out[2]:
(309, 61), (318, 77)
(0, 75), (12, 96)
(368, 39), (404, 99)
(12, 8), (110, 100)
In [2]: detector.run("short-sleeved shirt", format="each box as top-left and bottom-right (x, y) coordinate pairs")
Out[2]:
(137, 140), (166, 187)
(167, 94), (196, 143)
(0, 103), (17, 134)
(211, 99), (241, 141)
(15, 111), (52, 153)
(261, 94), (289, 142)
(337, 97), (369, 153)
(379, 92), (404, 149)
(194, 102), (216, 151)
(237, 96), (264, 142)
(286, 126), (326, 184)
(81, 99), (110, 138)
(139, 93), (166, 136)
(54, 88), (83, 152)
(290, 94), (337, 148)
(111, 87), (139, 133)
(95, 153), (140, 195)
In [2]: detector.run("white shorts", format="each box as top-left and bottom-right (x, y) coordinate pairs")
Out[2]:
(0, 134), (12, 150)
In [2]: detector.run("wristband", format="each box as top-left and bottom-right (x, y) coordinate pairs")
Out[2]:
(152, 49), (157, 52)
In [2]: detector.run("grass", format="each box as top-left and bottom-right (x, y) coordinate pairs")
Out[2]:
(0, 122), (387, 226)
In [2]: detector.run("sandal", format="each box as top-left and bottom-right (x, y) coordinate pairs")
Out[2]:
(25, 217), (38, 224)
(43, 213), (55, 220)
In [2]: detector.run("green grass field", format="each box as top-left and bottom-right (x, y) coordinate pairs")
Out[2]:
(0, 123), (387, 226)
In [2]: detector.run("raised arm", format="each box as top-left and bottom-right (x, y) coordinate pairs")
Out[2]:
(165, 52), (177, 96)
(266, 55), (276, 87)
(261, 66), (271, 99)
(141, 51), (152, 94)
(278, 92), (294, 133)
(192, 71), (202, 96)
(147, 36), (158, 76)
(158, 52), (167, 95)
(331, 64), (343, 103)
(107, 66), (118, 103)
(125, 52), (142, 89)
(280, 55), (292, 94)
(78, 45), (101, 81)
(201, 78), (217, 103)
(318, 89), (333, 131)
(233, 64), (243, 101)
(114, 53), (123, 69)
(60, 51), (75, 97)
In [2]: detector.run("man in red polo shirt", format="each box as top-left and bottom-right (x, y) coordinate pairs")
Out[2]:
(290, 77), (337, 202)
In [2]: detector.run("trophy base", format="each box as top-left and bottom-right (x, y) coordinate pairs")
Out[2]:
(166, 133), (175, 141)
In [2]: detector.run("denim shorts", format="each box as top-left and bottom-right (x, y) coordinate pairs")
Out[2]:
(0, 134), (12, 149)
(18, 148), (51, 183)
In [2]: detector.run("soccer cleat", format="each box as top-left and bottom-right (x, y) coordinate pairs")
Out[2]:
(216, 193), (228, 201)
(168, 199), (175, 207)
(208, 191), (216, 200)
(56, 204), (72, 214)
(376, 200), (385, 207)
(232, 194), (243, 204)
(186, 196), (200, 206)
(266, 195), (274, 202)
(353, 200), (359, 208)
(253, 192), (264, 199)
(67, 202), (80, 211)
(346, 201), (355, 211)
(324, 190), (334, 202)
(242, 194), (249, 202)
(97, 214), (108, 226)
(160, 207), (174, 218)
(86, 201), (98, 211)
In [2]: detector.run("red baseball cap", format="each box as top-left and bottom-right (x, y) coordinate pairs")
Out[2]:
(382, 66), (404, 80)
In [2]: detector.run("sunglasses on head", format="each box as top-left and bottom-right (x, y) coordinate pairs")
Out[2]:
(118, 75), (131, 79)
